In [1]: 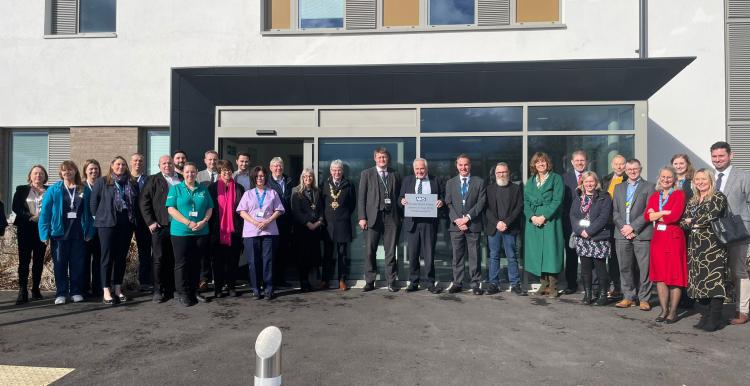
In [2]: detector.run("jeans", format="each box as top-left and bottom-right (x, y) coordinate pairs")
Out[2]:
(488, 231), (520, 286)
(52, 238), (86, 297)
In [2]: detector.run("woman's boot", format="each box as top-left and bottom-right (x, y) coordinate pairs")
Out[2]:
(547, 275), (559, 298)
(536, 275), (549, 296)
(693, 299), (709, 329)
(15, 289), (29, 305)
(581, 275), (593, 305)
(702, 297), (725, 332)
(594, 290), (609, 306)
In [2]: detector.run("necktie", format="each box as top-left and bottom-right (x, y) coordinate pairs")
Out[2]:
(577, 172), (582, 185)
(461, 177), (468, 199)
(717, 172), (724, 192)
(417, 178), (423, 194)
(211, 172), (216, 183)
(380, 170), (386, 180)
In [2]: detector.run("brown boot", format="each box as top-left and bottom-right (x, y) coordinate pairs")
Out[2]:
(339, 279), (348, 291)
(547, 275), (560, 298)
(536, 275), (549, 295)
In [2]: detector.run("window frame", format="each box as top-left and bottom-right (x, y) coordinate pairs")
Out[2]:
(44, 0), (118, 39)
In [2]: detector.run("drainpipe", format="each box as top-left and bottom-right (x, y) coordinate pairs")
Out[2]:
(639, 0), (648, 58)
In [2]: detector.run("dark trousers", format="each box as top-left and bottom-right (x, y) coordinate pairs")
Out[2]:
(51, 238), (86, 297)
(17, 237), (46, 292)
(83, 236), (102, 296)
(564, 244), (579, 290)
(273, 221), (292, 284)
(98, 216), (133, 288)
(200, 244), (213, 284)
(151, 226), (175, 297)
(608, 244), (621, 292)
(450, 230), (482, 287)
(171, 235), (208, 298)
(323, 239), (349, 281)
(212, 237), (242, 293)
(364, 211), (400, 285)
(406, 221), (437, 285)
(581, 256), (609, 293)
(245, 236), (277, 296)
(134, 224), (153, 286)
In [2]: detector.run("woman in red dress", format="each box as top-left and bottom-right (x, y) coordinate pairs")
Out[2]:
(645, 166), (687, 324)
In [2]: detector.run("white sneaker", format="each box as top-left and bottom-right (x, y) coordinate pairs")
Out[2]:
(71, 295), (84, 303)
(54, 296), (67, 305)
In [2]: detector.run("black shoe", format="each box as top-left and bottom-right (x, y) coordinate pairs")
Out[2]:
(472, 287), (484, 296)
(561, 288), (577, 295)
(177, 296), (194, 307)
(486, 284), (500, 295)
(228, 288), (238, 297)
(15, 290), (29, 305)
(362, 283), (375, 292)
(581, 290), (593, 305)
(253, 292), (264, 300)
(117, 293), (129, 303)
(655, 314), (667, 323)
(388, 284), (399, 293)
(511, 285), (527, 296)
(405, 283), (419, 292)
(428, 286), (442, 294)
(594, 292), (609, 306)
(139, 285), (154, 293)
(266, 292), (275, 301)
(195, 294), (209, 303)
(31, 289), (43, 301)
(152, 293), (166, 303)
(448, 283), (462, 294)
(300, 282), (313, 292)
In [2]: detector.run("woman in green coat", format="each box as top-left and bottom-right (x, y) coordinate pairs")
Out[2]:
(524, 152), (565, 297)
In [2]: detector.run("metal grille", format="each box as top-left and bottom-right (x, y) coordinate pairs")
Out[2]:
(48, 129), (71, 183)
(728, 0), (750, 19)
(51, 0), (77, 35)
(728, 23), (750, 122)
(346, 0), (377, 30)
(729, 125), (750, 170)
(478, 0), (511, 26)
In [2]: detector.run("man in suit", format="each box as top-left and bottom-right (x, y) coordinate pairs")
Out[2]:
(612, 158), (655, 310)
(233, 152), (252, 190)
(445, 154), (486, 295)
(399, 158), (444, 294)
(197, 150), (219, 186)
(130, 153), (152, 292)
(484, 162), (524, 296)
(358, 147), (402, 292)
(601, 154), (627, 300)
(139, 155), (182, 303)
(711, 141), (750, 325)
(561, 150), (588, 295)
(267, 156), (294, 287)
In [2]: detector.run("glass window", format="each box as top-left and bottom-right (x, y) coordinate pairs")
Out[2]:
(299, 0), (344, 29)
(266, 0), (291, 30)
(516, 0), (560, 23)
(383, 0), (420, 27)
(79, 0), (117, 33)
(147, 130), (170, 175)
(319, 138), (416, 280)
(11, 133), (49, 191)
(429, 0), (475, 26)
(420, 136), (523, 282)
(528, 105), (634, 132)
(421, 107), (523, 132)
(528, 135), (635, 178)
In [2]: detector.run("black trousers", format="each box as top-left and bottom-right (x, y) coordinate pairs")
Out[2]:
(564, 244), (579, 290)
(323, 238), (349, 281)
(581, 256), (609, 293)
(406, 221), (437, 285)
(171, 235), (208, 298)
(200, 244), (213, 284)
(364, 211), (400, 285)
(98, 214), (133, 288)
(17, 234), (46, 291)
(151, 226), (175, 296)
(212, 236), (242, 293)
(83, 236), (102, 296)
(273, 219), (293, 284)
(134, 224), (153, 286)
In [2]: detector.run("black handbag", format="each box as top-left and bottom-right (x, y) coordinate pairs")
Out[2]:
(711, 212), (750, 245)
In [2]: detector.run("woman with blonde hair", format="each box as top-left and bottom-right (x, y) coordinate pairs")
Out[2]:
(12, 164), (49, 304)
(291, 168), (324, 291)
(680, 168), (729, 331)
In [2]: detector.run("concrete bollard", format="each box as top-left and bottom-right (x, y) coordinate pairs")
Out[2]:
(254, 326), (282, 386)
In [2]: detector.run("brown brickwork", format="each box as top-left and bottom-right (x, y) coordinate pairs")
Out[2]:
(70, 127), (140, 172)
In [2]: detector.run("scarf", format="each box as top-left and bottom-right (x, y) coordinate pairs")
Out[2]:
(218, 179), (236, 246)
(113, 173), (136, 224)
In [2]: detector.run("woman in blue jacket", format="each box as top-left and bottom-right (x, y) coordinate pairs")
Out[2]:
(38, 161), (95, 305)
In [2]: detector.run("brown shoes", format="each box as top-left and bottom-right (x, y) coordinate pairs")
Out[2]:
(730, 312), (749, 325)
(639, 301), (651, 311)
(615, 299), (635, 308)
(338, 280), (349, 291)
(198, 280), (208, 291)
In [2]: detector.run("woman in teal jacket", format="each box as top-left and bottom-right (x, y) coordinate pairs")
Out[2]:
(524, 152), (565, 297)
(39, 161), (95, 305)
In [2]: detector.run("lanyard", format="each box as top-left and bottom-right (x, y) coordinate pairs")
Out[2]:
(580, 194), (592, 215)
(114, 180), (125, 200)
(378, 170), (389, 193)
(625, 182), (639, 208)
(66, 186), (77, 211)
(255, 188), (267, 209)
(659, 189), (673, 211)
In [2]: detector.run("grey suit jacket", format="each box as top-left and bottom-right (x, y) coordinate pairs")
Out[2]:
(196, 169), (217, 186)
(445, 175), (486, 233)
(612, 178), (655, 241)
(357, 166), (401, 227)
(720, 166), (750, 233)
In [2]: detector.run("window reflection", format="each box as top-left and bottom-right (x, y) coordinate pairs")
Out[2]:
(528, 105), (634, 131)
(429, 0), (475, 25)
(79, 0), (116, 33)
(299, 0), (344, 28)
(421, 107), (523, 132)
(528, 135), (635, 178)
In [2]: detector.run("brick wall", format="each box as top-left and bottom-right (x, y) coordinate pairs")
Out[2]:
(0, 128), (7, 204)
(70, 127), (140, 172)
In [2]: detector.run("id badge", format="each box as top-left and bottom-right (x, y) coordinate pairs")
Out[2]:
(384, 198), (392, 205)
(656, 224), (667, 231)
(67, 212), (77, 219)
(579, 219), (590, 228)
(189, 211), (198, 217)
(255, 211), (264, 219)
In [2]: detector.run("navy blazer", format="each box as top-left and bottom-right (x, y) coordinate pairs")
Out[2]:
(398, 174), (444, 232)
(569, 190), (612, 241)
(90, 176), (139, 228)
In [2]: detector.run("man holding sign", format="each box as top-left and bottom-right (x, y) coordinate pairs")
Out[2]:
(399, 158), (444, 294)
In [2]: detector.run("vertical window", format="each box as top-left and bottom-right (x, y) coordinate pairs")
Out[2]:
(79, 0), (116, 33)
(429, 0), (475, 26)
(11, 133), (49, 190)
(383, 0), (420, 27)
(516, 0), (560, 23)
(147, 129), (170, 175)
(266, 0), (291, 30)
(299, 0), (345, 28)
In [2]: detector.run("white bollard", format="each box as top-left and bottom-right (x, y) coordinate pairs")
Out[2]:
(254, 326), (282, 386)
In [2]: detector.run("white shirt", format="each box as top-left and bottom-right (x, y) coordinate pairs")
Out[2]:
(414, 176), (431, 194)
(163, 173), (180, 186)
(715, 165), (732, 193)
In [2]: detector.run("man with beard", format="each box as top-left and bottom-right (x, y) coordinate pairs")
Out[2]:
(172, 150), (187, 177)
(484, 162), (524, 295)
(233, 152), (252, 190)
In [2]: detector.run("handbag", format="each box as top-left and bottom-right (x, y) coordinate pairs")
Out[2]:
(568, 232), (577, 249)
(711, 211), (750, 245)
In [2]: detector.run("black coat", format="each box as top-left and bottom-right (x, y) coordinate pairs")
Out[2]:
(321, 177), (356, 243)
(138, 173), (181, 227)
(291, 188), (324, 266)
(12, 184), (44, 245)
(267, 174), (294, 231)
(90, 176), (139, 228)
(569, 190), (613, 241)
(0, 200), (7, 236)
(484, 182), (523, 235)
(208, 180), (245, 245)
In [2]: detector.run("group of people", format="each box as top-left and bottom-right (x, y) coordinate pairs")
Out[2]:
(5, 142), (749, 332)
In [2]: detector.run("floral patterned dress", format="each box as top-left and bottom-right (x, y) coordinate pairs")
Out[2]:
(680, 192), (728, 299)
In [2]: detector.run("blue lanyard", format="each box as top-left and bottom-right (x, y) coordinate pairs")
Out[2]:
(255, 188), (267, 209)
(659, 189), (673, 211)
(113, 180), (126, 200)
(625, 182), (639, 208)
